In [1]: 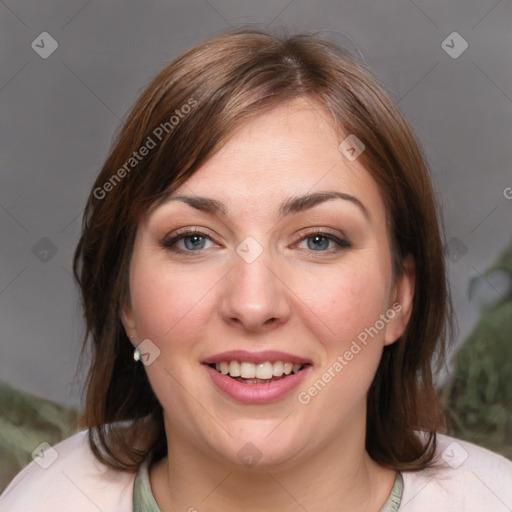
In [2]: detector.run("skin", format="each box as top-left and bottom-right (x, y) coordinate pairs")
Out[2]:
(121, 97), (415, 512)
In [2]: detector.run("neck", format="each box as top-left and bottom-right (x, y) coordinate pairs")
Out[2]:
(150, 409), (396, 512)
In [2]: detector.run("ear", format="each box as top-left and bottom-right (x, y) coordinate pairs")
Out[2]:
(119, 294), (137, 344)
(384, 256), (415, 346)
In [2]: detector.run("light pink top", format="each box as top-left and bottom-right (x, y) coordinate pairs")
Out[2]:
(1, 431), (511, 511)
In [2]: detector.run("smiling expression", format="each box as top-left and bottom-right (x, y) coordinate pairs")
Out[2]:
(121, 97), (414, 468)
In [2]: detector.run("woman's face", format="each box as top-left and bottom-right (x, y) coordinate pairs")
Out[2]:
(121, 98), (414, 469)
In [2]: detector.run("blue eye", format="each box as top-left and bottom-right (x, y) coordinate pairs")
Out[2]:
(181, 234), (208, 250)
(297, 233), (350, 252)
(161, 230), (351, 255)
(162, 231), (215, 252)
(305, 234), (330, 251)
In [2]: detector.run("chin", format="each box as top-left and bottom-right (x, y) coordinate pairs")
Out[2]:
(208, 425), (311, 471)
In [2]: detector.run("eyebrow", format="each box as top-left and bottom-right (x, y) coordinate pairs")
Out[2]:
(159, 191), (370, 223)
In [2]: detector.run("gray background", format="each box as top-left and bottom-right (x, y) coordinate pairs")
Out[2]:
(1, 0), (511, 408)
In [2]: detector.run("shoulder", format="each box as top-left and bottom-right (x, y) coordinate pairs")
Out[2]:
(400, 432), (512, 511)
(0, 430), (135, 512)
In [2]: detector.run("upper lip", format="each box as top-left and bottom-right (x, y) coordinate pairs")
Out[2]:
(202, 350), (312, 365)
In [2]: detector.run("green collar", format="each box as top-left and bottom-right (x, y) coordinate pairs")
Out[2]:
(133, 457), (161, 512)
(133, 459), (403, 512)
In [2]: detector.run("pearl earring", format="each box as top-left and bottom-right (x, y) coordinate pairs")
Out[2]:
(129, 331), (140, 362)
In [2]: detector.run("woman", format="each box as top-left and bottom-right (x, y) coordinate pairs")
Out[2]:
(2, 27), (511, 512)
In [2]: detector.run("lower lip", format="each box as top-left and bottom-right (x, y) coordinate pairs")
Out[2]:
(204, 364), (311, 404)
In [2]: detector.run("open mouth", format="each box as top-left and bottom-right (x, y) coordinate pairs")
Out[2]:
(207, 361), (312, 385)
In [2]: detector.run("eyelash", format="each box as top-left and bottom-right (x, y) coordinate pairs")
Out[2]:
(160, 228), (352, 256)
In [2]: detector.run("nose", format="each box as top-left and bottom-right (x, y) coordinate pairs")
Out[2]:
(219, 244), (291, 333)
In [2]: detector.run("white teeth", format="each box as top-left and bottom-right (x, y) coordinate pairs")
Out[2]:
(213, 360), (305, 378)
(240, 362), (256, 378)
(255, 362), (273, 379)
(228, 360), (240, 377)
(273, 360), (284, 377)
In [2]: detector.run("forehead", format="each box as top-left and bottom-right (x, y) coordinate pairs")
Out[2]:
(156, 98), (386, 221)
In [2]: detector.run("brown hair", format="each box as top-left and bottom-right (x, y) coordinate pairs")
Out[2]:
(73, 27), (452, 472)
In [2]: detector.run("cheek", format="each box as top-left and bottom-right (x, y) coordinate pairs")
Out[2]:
(129, 258), (216, 343)
(295, 264), (390, 415)
(296, 258), (391, 344)
(128, 260), (217, 421)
